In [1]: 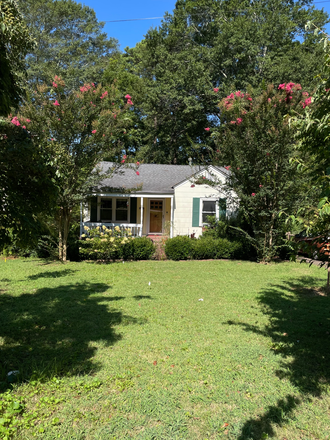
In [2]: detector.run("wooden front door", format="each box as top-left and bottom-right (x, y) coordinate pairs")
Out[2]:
(149, 200), (163, 233)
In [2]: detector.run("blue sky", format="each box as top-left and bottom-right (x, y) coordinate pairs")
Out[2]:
(80, 0), (330, 50)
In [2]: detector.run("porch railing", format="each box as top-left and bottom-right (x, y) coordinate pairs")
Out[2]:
(81, 222), (142, 237)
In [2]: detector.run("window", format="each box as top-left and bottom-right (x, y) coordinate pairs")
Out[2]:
(116, 199), (128, 221)
(201, 199), (216, 223)
(100, 199), (112, 221)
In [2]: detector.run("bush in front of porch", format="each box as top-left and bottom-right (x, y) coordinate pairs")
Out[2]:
(79, 226), (155, 261)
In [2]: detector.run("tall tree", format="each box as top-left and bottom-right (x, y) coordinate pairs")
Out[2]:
(16, 76), (134, 261)
(0, 0), (35, 115)
(106, 0), (328, 164)
(213, 83), (314, 261)
(18, 0), (119, 90)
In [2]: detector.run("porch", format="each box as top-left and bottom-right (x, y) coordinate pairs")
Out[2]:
(80, 194), (174, 238)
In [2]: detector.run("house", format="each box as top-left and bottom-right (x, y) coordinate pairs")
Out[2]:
(81, 162), (235, 238)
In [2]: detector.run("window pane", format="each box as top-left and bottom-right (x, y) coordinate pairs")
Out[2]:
(203, 213), (215, 223)
(203, 200), (216, 213)
(116, 210), (128, 221)
(101, 200), (112, 209)
(117, 199), (127, 209)
(101, 209), (112, 221)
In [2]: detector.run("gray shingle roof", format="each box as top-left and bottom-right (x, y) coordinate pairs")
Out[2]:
(96, 162), (212, 194)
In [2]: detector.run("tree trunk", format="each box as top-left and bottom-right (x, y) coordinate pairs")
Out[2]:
(58, 209), (63, 261)
(58, 207), (71, 262)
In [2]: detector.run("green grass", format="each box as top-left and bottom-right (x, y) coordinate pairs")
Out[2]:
(0, 257), (330, 439)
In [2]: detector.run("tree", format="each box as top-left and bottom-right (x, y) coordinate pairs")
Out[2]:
(107, 0), (328, 164)
(16, 76), (135, 261)
(0, 0), (35, 115)
(213, 83), (314, 261)
(17, 0), (119, 90)
(0, 118), (56, 247)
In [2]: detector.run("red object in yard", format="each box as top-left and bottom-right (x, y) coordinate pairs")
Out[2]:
(295, 235), (330, 259)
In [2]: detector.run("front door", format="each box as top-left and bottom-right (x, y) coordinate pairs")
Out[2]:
(149, 199), (163, 233)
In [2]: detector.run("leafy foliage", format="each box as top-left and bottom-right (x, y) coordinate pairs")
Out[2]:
(15, 76), (134, 260)
(0, 0), (35, 115)
(18, 0), (119, 90)
(214, 84), (315, 261)
(0, 119), (56, 248)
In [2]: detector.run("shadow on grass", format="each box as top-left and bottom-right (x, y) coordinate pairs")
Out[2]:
(28, 269), (77, 280)
(133, 295), (154, 300)
(227, 275), (330, 439)
(0, 282), (143, 389)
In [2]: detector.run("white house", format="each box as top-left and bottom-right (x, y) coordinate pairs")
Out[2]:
(81, 162), (235, 238)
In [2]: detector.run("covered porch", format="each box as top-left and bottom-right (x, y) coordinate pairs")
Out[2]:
(81, 193), (174, 238)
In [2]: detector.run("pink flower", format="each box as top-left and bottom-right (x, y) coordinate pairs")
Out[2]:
(11, 117), (20, 126)
(228, 93), (234, 99)
(26, 119), (31, 123)
(225, 166), (231, 170)
(125, 94), (132, 99)
(295, 84), (302, 90)
(278, 83), (285, 90)
(247, 97), (252, 101)
(136, 161), (140, 165)
(92, 83), (95, 87)
(302, 92), (309, 97)
(121, 159), (125, 163)
(103, 134), (105, 137)
(52, 82), (58, 88)
(136, 171), (140, 176)
(236, 117), (243, 124)
(213, 88), (219, 92)
(302, 97), (312, 108)
(251, 193), (256, 196)
(203, 176), (206, 179)
(236, 167), (240, 170)
(51, 138), (54, 141)
(259, 184), (263, 188)
(53, 100), (60, 106)
(123, 155), (127, 159)
(268, 98), (271, 103)
(205, 127), (210, 131)
(100, 91), (108, 99)
(230, 121), (236, 124)
(58, 118), (61, 121)
(326, 89), (330, 92)
(92, 130), (97, 134)
(114, 114), (117, 119)
(22, 125), (26, 129)
(127, 99), (133, 105)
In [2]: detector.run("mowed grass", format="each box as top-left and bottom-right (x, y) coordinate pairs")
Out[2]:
(0, 258), (330, 440)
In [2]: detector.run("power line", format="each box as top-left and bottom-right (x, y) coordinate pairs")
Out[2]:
(103, 2), (330, 23)
(103, 17), (164, 23)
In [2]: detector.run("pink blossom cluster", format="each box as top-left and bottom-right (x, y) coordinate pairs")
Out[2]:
(11, 116), (20, 126)
(80, 84), (92, 93)
(223, 91), (252, 110)
(125, 94), (133, 106)
(53, 100), (60, 106)
(230, 117), (243, 125)
(278, 82), (311, 108)
(100, 91), (108, 99)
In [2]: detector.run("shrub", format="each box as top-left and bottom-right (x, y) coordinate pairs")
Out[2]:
(191, 237), (218, 259)
(79, 227), (155, 261)
(131, 237), (155, 260)
(191, 237), (243, 260)
(165, 236), (193, 260)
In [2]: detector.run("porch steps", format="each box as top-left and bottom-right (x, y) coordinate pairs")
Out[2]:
(146, 235), (168, 260)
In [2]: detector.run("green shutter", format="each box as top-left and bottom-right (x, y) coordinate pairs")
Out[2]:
(192, 198), (200, 227)
(90, 197), (97, 222)
(130, 197), (137, 223)
(219, 198), (227, 218)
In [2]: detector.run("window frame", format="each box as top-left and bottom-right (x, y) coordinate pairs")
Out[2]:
(98, 197), (130, 223)
(200, 198), (218, 226)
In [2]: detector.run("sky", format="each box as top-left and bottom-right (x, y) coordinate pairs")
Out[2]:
(80, 0), (330, 51)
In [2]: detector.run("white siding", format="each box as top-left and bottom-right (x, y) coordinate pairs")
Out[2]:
(173, 168), (233, 238)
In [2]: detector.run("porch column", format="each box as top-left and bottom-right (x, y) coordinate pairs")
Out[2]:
(140, 197), (144, 237)
(170, 196), (174, 238)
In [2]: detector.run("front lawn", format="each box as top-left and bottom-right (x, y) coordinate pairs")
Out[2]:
(0, 258), (329, 439)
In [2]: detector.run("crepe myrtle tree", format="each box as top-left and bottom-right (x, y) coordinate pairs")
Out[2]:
(12, 76), (136, 261)
(209, 83), (313, 262)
